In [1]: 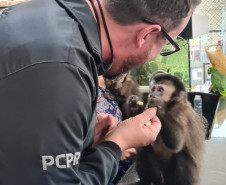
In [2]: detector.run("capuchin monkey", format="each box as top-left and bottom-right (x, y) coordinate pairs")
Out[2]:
(136, 74), (205, 185)
(104, 73), (144, 120)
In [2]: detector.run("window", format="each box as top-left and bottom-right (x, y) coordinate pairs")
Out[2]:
(131, 38), (190, 89)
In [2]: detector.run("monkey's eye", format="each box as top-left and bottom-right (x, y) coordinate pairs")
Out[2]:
(158, 87), (164, 92)
(151, 86), (156, 92)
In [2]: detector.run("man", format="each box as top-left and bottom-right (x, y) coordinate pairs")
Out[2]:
(0, 0), (200, 184)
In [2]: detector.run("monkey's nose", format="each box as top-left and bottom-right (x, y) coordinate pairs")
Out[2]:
(129, 96), (138, 106)
(131, 96), (137, 101)
(149, 94), (156, 98)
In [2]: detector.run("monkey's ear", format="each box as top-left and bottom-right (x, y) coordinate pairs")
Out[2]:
(120, 73), (130, 83)
(171, 91), (187, 103)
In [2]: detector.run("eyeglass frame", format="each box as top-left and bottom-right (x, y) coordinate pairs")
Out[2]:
(142, 18), (180, 56)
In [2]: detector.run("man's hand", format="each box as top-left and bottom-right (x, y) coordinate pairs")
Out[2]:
(104, 108), (161, 152)
(94, 113), (118, 146)
(121, 148), (137, 160)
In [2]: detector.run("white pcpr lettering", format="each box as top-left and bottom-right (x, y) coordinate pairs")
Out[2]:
(42, 152), (81, 170)
(42, 156), (54, 170)
(56, 154), (66, 169)
(66, 153), (74, 167)
(73, 152), (80, 165)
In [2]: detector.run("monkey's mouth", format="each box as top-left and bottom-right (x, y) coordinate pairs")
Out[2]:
(147, 99), (162, 110)
(129, 100), (138, 106)
(127, 95), (142, 106)
(129, 101), (142, 112)
(148, 104), (161, 110)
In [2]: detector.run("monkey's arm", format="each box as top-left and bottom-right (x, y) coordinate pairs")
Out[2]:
(159, 104), (189, 153)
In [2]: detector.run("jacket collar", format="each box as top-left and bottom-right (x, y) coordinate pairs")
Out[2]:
(55, 0), (112, 75)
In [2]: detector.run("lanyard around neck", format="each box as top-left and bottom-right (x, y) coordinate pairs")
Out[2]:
(89, 0), (114, 64)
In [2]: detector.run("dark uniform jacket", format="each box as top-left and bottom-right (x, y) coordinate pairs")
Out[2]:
(0, 0), (121, 184)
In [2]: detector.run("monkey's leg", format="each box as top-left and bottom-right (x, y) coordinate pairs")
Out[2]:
(164, 152), (198, 185)
(136, 146), (163, 185)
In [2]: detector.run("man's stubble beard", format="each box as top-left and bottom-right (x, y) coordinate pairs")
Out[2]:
(104, 51), (150, 80)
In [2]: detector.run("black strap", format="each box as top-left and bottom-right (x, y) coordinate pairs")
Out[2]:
(89, 0), (114, 74)
(89, 0), (100, 33)
(96, 0), (114, 62)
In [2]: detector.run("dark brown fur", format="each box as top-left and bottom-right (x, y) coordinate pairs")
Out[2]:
(104, 73), (144, 120)
(136, 74), (205, 185)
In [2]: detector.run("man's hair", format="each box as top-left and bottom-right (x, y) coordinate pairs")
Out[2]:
(104, 0), (201, 31)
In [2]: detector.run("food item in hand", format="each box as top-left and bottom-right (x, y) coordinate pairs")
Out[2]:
(137, 101), (144, 106)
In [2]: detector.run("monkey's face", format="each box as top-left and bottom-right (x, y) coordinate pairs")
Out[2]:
(147, 82), (175, 112)
(127, 95), (143, 113)
(104, 73), (129, 96)
(122, 95), (144, 118)
(150, 83), (175, 102)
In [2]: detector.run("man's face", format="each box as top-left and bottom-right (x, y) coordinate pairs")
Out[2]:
(103, 40), (161, 78)
(104, 16), (191, 79)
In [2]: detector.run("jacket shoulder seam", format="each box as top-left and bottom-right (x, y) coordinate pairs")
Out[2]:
(0, 60), (88, 81)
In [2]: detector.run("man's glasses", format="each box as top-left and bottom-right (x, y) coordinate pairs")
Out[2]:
(142, 19), (180, 56)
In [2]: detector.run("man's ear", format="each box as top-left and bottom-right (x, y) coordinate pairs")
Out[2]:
(136, 25), (161, 48)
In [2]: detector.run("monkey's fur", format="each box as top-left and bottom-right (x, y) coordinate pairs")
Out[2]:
(104, 73), (144, 120)
(136, 74), (205, 185)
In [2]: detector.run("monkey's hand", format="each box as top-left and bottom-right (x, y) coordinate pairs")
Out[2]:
(147, 98), (165, 116)
(104, 108), (161, 152)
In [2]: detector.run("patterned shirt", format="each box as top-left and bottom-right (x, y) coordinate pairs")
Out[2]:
(97, 87), (122, 122)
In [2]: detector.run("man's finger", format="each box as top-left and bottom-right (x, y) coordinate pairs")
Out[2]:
(106, 115), (118, 130)
(133, 107), (157, 123)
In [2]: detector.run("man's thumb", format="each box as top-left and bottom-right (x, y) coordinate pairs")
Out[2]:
(134, 107), (157, 122)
